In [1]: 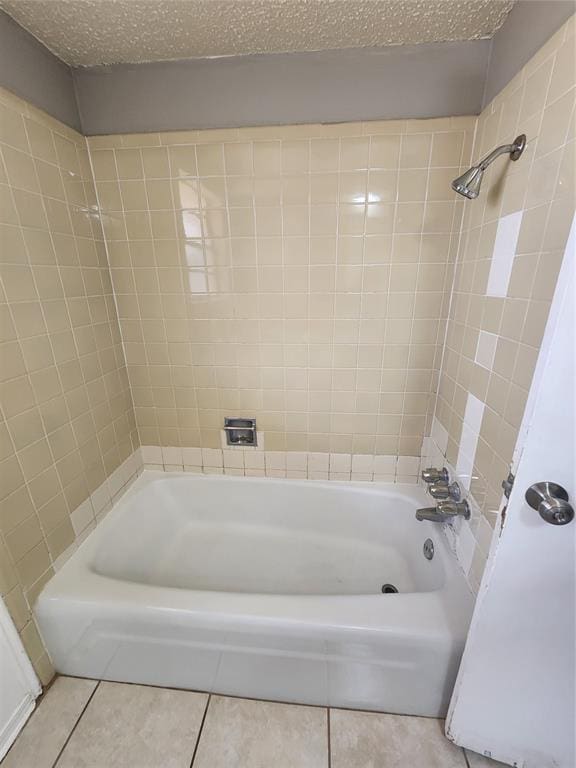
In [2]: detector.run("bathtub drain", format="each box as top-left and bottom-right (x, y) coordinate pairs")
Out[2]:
(381, 584), (399, 594)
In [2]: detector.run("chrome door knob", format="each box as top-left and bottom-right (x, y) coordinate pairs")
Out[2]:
(525, 482), (574, 526)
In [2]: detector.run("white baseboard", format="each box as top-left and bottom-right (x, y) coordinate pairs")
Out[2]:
(0, 695), (36, 762)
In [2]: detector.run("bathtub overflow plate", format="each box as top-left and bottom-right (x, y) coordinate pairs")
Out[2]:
(423, 538), (434, 560)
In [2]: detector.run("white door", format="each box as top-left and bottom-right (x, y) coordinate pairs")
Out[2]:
(446, 217), (575, 767)
(0, 599), (41, 760)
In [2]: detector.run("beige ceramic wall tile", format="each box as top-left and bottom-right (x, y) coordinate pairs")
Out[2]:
(0, 85), (138, 682)
(89, 118), (474, 456)
(434, 15), (575, 533)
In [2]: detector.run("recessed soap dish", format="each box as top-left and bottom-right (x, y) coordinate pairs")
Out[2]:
(224, 417), (257, 446)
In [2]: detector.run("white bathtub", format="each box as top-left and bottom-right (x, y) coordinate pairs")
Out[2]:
(35, 471), (473, 716)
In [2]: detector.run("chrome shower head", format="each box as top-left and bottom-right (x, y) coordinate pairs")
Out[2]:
(451, 165), (484, 199)
(452, 134), (526, 200)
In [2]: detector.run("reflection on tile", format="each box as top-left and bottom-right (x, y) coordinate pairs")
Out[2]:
(56, 681), (207, 768)
(330, 709), (466, 768)
(465, 749), (510, 767)
(193, 695), (328, 768)
(2, 676), (98, 768)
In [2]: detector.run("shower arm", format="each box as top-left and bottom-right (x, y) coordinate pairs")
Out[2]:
(476, 135), (526, 171)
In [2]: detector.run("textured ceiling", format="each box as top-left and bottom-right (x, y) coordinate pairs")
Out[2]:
(1, 0), (515, 67)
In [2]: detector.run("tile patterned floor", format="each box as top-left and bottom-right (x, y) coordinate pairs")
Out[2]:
(2, 677), (509, 768)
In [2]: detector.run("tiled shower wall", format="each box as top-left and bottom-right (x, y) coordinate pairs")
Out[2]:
(0, 87), (138, 682)
(426, 14), (575, 590)
(87, 118), (475, 458)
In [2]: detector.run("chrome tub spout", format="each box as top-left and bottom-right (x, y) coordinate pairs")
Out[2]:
(416, 500), (470, 523)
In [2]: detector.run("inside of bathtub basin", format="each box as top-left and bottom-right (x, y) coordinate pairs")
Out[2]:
(87, 475), (447, 596)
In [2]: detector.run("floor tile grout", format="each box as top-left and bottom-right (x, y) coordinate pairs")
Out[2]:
(327, 706), (332, 768)
(189, 693), (211, 768)
(59, 674), (335, 711)
(50, 680), (100, 768)
(54, 674), (448, 720)
(5, 675), (492, 768)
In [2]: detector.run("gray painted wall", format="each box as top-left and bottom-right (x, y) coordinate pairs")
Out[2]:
(73, 40), (489, 135)
(0, 2), (573, 135)
(0, 9), (80, 131)
(483, 0), (575, 107)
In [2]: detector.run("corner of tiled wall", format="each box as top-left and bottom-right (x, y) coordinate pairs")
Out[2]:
(0, 86), (140, 683)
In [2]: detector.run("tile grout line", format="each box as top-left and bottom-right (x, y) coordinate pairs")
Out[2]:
(43, 673), (461, 718)
(189, 693), (211, 768)
(327, 706), (332, 768)
(51, 680), (101, 768)
(12, 675), (487, 768)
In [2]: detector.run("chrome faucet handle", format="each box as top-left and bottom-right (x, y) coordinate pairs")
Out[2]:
(436, 499), (470, 520)
(428, 481), (461, 501)
(421, 467), (449, 484)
